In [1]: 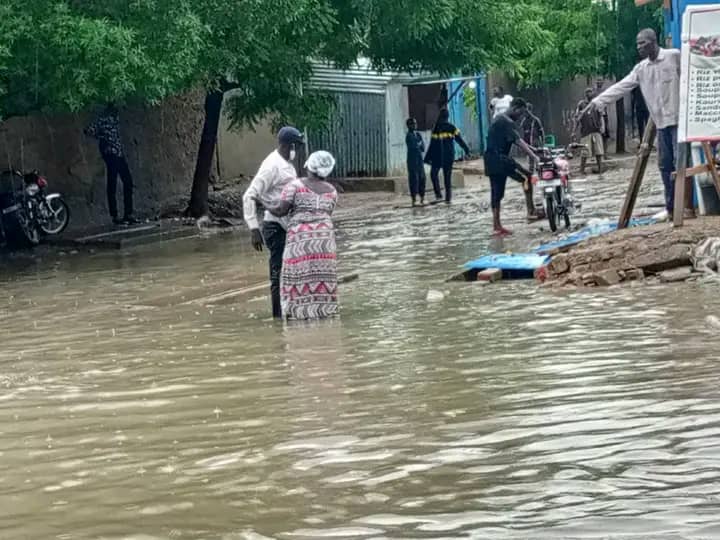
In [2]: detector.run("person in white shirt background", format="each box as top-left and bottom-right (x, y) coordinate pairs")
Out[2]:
(243, 126), (305, 319)
(586, 29), (682, 218)
(490, 86), (514, 119)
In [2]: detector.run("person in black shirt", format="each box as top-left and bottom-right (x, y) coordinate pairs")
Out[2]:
(484, 98), (539, 236)
(405, 118), (426, 206)
(424, 109), (470, 204)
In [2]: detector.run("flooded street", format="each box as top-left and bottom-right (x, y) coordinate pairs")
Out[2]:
(3, 164), (720, 539)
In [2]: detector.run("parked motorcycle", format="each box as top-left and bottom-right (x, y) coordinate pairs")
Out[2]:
(22, 170), (70, 236)
(1, 169), (39, 248)
(531, 147), (578, 233)
(0, 169), (69, 249)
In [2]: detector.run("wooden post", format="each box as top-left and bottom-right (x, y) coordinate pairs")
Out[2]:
(702, 142), (720, 199)
(673, 143), (689, 227)
(618, 118), (657, 229)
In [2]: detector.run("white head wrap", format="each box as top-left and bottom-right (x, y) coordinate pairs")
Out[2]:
(304, 151), (336, 179)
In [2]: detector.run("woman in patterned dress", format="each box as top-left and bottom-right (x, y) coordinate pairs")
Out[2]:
(259, 151), (339, 320)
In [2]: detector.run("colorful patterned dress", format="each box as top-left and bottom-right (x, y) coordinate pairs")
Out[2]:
(280, 178), (339, 320)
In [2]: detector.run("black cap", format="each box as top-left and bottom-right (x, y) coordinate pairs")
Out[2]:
(278, 126), (304, 145)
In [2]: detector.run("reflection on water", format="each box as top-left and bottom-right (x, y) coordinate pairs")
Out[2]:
(2, 170), (720, 539)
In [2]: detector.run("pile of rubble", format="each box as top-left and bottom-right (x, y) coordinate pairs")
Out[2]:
(538, 217), (720, 287)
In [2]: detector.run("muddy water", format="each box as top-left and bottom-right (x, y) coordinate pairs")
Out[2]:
(2, 167), (720, 539)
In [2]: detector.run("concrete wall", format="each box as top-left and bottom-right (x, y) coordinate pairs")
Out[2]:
(217, 92), (277, 181)
(0, 91), (206, 230)
(386, 83), (410, 177)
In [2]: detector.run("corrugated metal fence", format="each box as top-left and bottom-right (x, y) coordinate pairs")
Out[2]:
(308, 92), (387, 178)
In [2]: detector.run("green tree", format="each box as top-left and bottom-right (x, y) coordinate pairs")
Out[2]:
(184, 0), (338, 217)
(0, 0), (205, 118)
(502, 0), (661, 152)
(185, 0), (552, 217)
(598, 0), (662, 151)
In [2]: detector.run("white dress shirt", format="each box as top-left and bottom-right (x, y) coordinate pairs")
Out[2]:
(242, 150), (297, 230)
(592, 48), (681, 130)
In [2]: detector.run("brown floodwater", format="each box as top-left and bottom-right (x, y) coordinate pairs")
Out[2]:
(2, 165), (720, 539)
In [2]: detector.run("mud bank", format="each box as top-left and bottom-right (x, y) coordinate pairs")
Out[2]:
(539, 217), (720, 287)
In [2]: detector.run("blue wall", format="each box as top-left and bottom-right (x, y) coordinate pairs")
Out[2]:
(667, 0), (719, 47)
(446, 75), (488, 158)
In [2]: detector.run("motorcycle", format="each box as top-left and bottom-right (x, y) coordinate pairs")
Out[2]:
(531, 146), (579, 233)
(0, 169), (39, 248)
(0, 169), (69, 249)
(22, 170), (70, 236)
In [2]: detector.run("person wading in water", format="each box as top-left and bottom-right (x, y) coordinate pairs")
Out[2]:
(242, 127), (304, 319)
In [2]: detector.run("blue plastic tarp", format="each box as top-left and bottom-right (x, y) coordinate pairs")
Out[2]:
(464, 253), (551, 272)
(534, 217), (657, 254)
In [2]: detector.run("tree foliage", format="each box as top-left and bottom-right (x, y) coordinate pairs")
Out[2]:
(514, 0), (663, 87)
(0, 0), (668, 214)
(0, 0), (205, 118)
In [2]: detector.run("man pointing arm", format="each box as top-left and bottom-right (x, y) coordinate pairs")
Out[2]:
(584, 29), (681, 216)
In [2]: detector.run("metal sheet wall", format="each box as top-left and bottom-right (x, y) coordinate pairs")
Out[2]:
(308, 92), (387, 178)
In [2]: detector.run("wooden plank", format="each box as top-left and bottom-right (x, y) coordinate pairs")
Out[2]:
(673, 143), (689, 227)
(75, 224), (158, 242)
(186, 272), (361, 306)
(618, 119), (657, 229)
(673, 160), (719, 179)
(702, 142), (720, 200)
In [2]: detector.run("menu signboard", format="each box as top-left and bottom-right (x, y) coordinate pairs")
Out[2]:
(678, 4), (720, 142)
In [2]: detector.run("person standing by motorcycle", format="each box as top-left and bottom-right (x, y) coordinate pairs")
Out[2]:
(84, 103), (137, 225)
(574, 88), (605, 175)
(242, 126), (304, 319)
(484, 98), (539, 236)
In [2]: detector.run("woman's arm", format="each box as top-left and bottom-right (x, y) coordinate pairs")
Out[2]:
(253, 196), (293, 217)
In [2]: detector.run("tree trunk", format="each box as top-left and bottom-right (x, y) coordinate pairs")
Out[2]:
(615, 96), (626, 154)
(188, 89), (225, 218)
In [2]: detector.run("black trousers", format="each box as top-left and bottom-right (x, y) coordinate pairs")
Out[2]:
(103, 153), (134, 219)
(262, 221), (286, 319)
(407, 160), (426, 198)
(430, 162), (454, 202)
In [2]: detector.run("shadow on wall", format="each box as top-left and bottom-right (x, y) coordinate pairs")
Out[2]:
(0, 90), (206, 230)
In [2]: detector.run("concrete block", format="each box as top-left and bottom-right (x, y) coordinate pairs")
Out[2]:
(630, 244), (691, 273)
(477, 268), (503, 283)
(549, 255), (569, 275)
(594, 269), (621, 286)
(625, 268), (645, 281)
(659, 266), (693, 283)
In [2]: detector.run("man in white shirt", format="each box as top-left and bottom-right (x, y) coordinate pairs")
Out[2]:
(243, 126), (304, 318)
(490, 86), (514, 119)
(586, 29), (681, 215)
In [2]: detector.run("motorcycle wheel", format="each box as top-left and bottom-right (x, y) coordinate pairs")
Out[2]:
(39, 198), (70, 235)
(546, 195), (557, 233)
(2, 209), (40, 248)
(558, 187), (571, 229)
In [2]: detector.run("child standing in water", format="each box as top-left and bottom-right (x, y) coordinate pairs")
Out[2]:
(405, 118), (426, 207)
